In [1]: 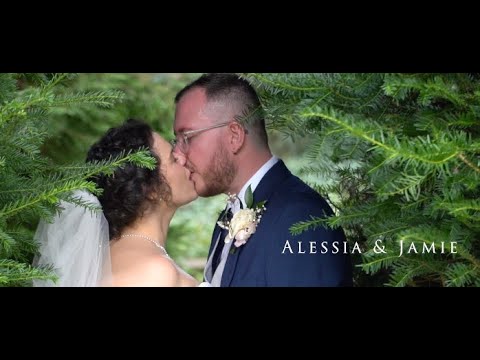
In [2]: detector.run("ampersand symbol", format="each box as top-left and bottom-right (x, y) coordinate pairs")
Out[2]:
(374, 239), (386, 254)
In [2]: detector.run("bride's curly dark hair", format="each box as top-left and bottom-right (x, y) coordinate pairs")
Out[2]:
(86, 119), (171, 239)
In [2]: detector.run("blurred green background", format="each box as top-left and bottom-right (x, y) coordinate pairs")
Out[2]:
(43, 73), (312, 281)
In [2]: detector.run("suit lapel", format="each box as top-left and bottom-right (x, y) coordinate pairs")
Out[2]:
(251, 160), (291, 206)
(220, 160), (292, 286)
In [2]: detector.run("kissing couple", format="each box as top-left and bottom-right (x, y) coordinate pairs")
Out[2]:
(33, 73), (353, 287)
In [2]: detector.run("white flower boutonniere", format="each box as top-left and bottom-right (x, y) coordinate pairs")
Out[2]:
(217, 185), (267, 250)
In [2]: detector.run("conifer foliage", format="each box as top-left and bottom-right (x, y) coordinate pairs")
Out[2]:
(43, 73), (196, 164)
(245, 73), (480, 286)
(0, 73), (155, 286)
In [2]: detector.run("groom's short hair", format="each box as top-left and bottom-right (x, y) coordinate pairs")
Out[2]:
(175, 73), (268, 147)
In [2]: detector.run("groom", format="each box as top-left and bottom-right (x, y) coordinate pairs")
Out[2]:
(172, 73), (352, 286)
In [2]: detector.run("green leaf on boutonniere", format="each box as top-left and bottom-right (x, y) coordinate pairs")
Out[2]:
(245, 185), (254, 208)
(229, 247), (237, 255)
(254, 200), (267, 209)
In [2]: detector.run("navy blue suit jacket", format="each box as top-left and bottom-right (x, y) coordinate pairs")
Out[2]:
(208, 160), (353, 287)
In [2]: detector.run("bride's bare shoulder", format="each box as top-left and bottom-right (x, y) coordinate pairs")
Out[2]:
(113, 254), (179, 287)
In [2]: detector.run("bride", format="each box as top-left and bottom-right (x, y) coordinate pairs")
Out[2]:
(33, 119), (201, 287)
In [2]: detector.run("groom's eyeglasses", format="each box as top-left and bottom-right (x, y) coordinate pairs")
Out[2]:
(170, 121), (232, 153)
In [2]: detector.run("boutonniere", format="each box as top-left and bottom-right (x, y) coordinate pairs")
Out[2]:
(217, 185), (267, 251)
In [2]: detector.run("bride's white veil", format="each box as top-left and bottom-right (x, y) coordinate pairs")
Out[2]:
(32, 190), (112, 287)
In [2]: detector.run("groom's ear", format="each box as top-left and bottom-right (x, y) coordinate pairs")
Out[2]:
(228, 121), (246, 154)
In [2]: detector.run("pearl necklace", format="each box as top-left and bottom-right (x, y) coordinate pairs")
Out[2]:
(120, 234), (169, 258)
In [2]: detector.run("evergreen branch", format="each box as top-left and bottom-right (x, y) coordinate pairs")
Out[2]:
(310, 91), (333, 108)
(301, 108), (394, 151)
(0, 150), (155, 206)
(358, 255), (400, 274)
(0, 180), (96, 219)
(328, 212), (370, 226)
(40, 73), (71, 94)
(383, 74), (466, 107)
(246, 73), (324, 92)
(0, 99), (29, 125)
(447, 113), (479, 128)
(401, 251), (446, 275)
(0, 187), (41, 195)
(329, 73), (384, 103)
(0, 228), (16, 256)
(58, 149), (156, 179)
(290, 216), (329, 235)
(301, 108), (462, 165)
(14, 73), (49, 86)
(376, 172), (428, 201)
(0, 151), (155, 209)
(1, 132), (46, 159)
(384, 254), (445, 287)
(389, 264), (426, 287)
(434, 199), (480, 217)
(0, 259), (57, 285)
(290, 206), (379, 235)
(62, 193), (103, 213)
(400, 197), (429, 211)
(358, 86), (385, 110)
(368, 154), (395, 174)
(418, 78), (467, 107)
(0, 73), (18, 103)
(1, 88), (123, 126)
(444, 263), (478, 287)
(0, 151), (154, 219)
(458, 152), (480, 173)
(451, 205), (480, 213)
(52, 90), (125, 108)
(368, 226), (409, 238)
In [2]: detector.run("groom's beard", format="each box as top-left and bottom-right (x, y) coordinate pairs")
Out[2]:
(198, 146), (236, 197)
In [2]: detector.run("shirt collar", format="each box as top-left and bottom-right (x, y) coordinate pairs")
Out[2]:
(228, 155), (279, 213)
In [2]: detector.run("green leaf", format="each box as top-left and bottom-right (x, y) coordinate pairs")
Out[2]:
(254, 200), (267, 209)
(245, 185), (254, 208)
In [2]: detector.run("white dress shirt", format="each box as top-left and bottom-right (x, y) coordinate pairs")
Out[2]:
(228, 155), (279, 214)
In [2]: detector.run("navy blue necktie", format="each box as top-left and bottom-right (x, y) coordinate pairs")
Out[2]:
(212, 208), (233, 273)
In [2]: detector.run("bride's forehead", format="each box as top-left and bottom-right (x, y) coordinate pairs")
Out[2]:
(151, 132), (170, 154)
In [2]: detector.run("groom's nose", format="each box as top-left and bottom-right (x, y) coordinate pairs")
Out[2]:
(174, 152), (187, 166)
